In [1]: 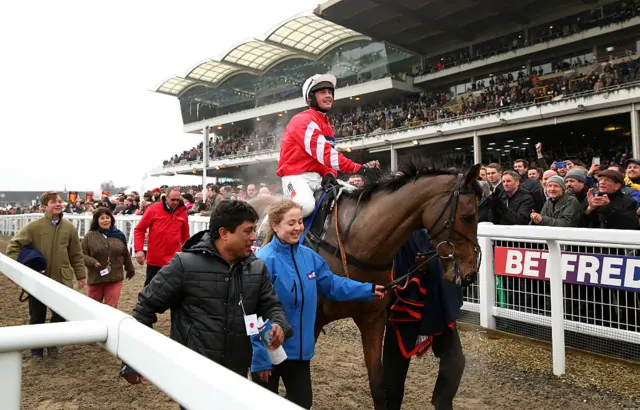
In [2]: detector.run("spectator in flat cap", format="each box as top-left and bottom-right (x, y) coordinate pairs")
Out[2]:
(531, 175), (581, 227)
(582, 169), (638, 230)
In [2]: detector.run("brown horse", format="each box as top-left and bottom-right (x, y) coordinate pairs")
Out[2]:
(249, 163), (481, 409)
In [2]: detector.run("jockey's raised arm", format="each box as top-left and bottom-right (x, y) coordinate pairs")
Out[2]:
(277, 73), (379, 217)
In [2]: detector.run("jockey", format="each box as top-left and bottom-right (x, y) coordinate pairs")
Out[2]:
(277, 73), (380, 217)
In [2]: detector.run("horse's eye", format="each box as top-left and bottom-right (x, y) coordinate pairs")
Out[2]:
(461, 214), (476, 225)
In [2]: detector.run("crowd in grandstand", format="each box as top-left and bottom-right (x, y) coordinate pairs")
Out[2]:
(419, 0), (640, 74)
(163, 52), (640, 167)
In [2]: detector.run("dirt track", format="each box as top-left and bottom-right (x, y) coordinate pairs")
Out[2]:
(1, 235), (640, 410)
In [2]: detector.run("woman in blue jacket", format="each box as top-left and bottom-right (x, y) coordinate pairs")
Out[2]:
(251, 199), (385, 409)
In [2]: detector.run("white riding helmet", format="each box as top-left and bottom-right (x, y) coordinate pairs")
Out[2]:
(302, 73), (337, 106)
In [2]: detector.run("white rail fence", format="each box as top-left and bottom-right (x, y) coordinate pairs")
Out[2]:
(0, 214), (299, 410)
(0, 214), (639, 384)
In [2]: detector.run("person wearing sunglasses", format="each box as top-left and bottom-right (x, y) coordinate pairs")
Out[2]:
(133, 186), (190, 286)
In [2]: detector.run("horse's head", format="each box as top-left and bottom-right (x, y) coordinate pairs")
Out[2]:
(422, 164), (482, 286)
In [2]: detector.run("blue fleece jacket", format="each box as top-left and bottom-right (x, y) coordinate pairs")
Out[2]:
(251, 236), (375, 372)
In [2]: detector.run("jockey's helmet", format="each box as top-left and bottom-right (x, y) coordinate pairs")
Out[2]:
(302, 73), (337, 108)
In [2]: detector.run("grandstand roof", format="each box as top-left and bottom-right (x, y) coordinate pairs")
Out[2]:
(315, 0), (596, 56)
(154, 13), (369, 96)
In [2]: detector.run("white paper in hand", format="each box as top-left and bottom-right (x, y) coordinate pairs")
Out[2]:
(244, 314), (259, 336)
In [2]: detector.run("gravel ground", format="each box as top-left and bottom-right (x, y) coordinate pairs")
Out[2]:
(1, 235), (639, 409)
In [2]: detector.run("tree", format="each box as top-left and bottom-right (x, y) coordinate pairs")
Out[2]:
(100, 180), (128, 194)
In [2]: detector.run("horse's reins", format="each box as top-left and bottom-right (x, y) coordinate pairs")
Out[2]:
(382, 250), (439, 292)
(384, 173), (481, 289)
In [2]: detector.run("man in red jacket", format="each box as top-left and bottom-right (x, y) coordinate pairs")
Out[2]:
(277, 73), (380, 217)
(134, 187), (190, 286)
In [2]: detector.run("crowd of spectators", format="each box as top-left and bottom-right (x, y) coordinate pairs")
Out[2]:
(163, 133), (279, 166)
(3, 182), (280, 220)
(164, 51), (640, 168)
(418, 0), (640, 75)
(0, 205), (40, 215)
(477, 141), (639, 229)
(470, 142), (640, 332)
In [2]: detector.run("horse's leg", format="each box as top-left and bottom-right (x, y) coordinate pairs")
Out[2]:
(354, 309), (387, 410)
(315, 300), (328, 342)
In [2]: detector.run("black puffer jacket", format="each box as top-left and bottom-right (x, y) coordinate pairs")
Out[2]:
(130, 230), (292, 375)
(488, 188), (535, 225)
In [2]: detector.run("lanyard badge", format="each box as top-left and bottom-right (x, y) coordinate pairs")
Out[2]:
(239, 297), (258, 336)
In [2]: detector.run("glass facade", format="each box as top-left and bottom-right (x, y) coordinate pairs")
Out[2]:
(179, 40), (415, 124)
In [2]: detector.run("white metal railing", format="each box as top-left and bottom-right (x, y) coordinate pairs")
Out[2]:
(0, 216), (300, 409)
(2, 215), (640, 379)
(0, 213), (211, 254)
(474, 223), (640, 375)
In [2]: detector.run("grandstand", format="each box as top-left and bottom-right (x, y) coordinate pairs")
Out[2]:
(150, 0), (640, 184)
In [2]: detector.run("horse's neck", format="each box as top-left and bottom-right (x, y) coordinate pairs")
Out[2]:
(342, 175), (452, 264)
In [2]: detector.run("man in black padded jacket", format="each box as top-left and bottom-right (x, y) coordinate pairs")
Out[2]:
(121, 200), (292, 385)
(488, 170), (535, 225)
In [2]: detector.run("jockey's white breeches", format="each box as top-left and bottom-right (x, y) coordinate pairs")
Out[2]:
(281, 172), (323, 218)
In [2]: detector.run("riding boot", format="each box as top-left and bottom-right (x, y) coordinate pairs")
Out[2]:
(431, 327), (465, 410)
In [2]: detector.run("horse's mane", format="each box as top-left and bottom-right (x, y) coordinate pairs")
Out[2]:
(341, 161), (463, 203)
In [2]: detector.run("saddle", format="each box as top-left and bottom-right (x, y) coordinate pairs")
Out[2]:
(254, 180), (392, 272)
(254, 181), (339, 250)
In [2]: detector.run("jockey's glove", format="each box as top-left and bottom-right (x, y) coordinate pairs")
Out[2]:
(357, 166), (382, 180)
(322, 173), (338, 187)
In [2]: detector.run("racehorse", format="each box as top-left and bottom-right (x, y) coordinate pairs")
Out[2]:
(249, 163), (482, 409)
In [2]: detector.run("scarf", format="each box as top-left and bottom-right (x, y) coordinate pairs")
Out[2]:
(625, 175), (640, 192)
(97, 226), (127, 245)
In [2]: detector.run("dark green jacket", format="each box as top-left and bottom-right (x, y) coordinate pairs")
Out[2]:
(538, 194), (581, 227)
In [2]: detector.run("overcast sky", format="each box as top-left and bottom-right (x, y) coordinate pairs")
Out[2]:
(0, 0), (320, 192)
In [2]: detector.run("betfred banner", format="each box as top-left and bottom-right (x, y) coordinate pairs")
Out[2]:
(102, 191), (109, 198)
(68, 192), (77, 203)
(494, 247), (640, 292)
(86, 192), (93, 202)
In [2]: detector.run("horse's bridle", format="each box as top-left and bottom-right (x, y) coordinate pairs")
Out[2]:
(308, 172), (481, 289)
(383, 173), (481, 291)
(424, 173), (482, 286)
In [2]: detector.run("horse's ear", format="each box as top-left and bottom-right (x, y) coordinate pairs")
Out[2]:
(464, 164), (482, 186)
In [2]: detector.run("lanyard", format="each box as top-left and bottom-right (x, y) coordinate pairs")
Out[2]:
(102, 234), (112, 267)
(236, 264), (246, 315)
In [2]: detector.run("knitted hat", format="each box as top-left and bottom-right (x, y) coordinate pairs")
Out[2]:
(546, 175), (565, 190)
(564, 169), (587, 184)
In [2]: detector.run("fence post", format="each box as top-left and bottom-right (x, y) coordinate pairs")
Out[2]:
(478, 235), (496, 329)
(547, 239), (565, 376)
(0, 351), (22, 410)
